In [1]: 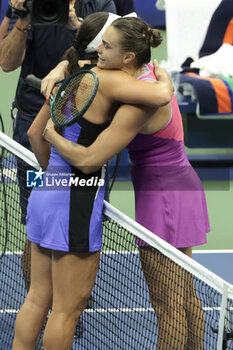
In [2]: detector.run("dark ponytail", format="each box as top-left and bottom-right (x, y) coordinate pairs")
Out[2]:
(62, 46), (79, 75)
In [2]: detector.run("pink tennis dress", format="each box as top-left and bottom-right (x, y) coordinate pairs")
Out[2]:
(127, 63), (210, 248)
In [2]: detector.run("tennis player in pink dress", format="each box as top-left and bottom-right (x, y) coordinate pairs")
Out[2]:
(45, 62), (210, 350)
(60, 61), (210, 349)
(128, 63), (210, 249)
(126, 62), (209, 350)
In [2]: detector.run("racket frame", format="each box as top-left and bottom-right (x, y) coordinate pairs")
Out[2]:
(49, 69), (99, 128)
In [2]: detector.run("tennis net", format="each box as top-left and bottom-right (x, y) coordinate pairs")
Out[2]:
(1, 130), (233, 350)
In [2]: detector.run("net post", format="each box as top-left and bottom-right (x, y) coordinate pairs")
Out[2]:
(217, 283), (229, 350)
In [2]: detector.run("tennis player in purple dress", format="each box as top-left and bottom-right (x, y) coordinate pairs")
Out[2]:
(26, 118), (107, 253)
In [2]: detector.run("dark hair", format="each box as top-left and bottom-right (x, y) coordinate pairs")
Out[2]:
(111, 17), (162, 67)
(62, 12), (109, 74)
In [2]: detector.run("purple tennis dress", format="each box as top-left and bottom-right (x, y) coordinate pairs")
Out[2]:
(26, 118), (107, 252)
(128, 64), (210, 248)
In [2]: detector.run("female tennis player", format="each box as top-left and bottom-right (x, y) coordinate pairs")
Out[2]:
(42, 16), (210, 350)
(12, 13), (173, 350)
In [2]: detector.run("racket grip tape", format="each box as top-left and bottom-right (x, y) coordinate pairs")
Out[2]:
(24, 74), (41, 90)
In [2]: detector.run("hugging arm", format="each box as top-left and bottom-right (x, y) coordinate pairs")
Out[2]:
(106, 68), (173, 107)
(27, 101), (52, 170)
(44, 104), (154, 173)
(41, 59), (173, 107)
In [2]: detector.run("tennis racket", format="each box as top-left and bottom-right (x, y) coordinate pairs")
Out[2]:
(24, 69), (99, 127)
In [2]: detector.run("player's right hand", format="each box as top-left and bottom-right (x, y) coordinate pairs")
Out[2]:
(152, 59), (174, 93)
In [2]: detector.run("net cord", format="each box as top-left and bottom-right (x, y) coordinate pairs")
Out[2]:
(0, 131), (40, 170)
(1, 130), (233, 300)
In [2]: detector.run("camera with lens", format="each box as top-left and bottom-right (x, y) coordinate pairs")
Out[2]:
(9, 0), (69, 25)
(21, 0), (33, 13)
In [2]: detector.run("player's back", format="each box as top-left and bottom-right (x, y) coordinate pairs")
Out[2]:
(128, 63), (187, 167)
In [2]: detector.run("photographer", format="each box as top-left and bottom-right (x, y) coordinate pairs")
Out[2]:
(0, 0), (116, 133)
(0, 0), (116, 342)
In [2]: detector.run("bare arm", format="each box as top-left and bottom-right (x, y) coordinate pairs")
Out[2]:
(27, 101), (51, 170)
(104, 67), (173, 107)
(0, 13), (30, 71)
(41, 59), (173, 107)
(0, 16), (11, 41)
(43, 104), (154, 173)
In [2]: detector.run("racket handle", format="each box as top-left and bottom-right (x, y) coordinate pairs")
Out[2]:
(24, 74), (41, 90)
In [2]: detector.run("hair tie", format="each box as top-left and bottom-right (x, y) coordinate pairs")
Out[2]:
(72, 40), (80, 51)
(72, 40), (88, 59)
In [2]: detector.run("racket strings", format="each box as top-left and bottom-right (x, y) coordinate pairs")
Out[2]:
(76, 76), (95, 110)
(52, 73), (96, 126)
